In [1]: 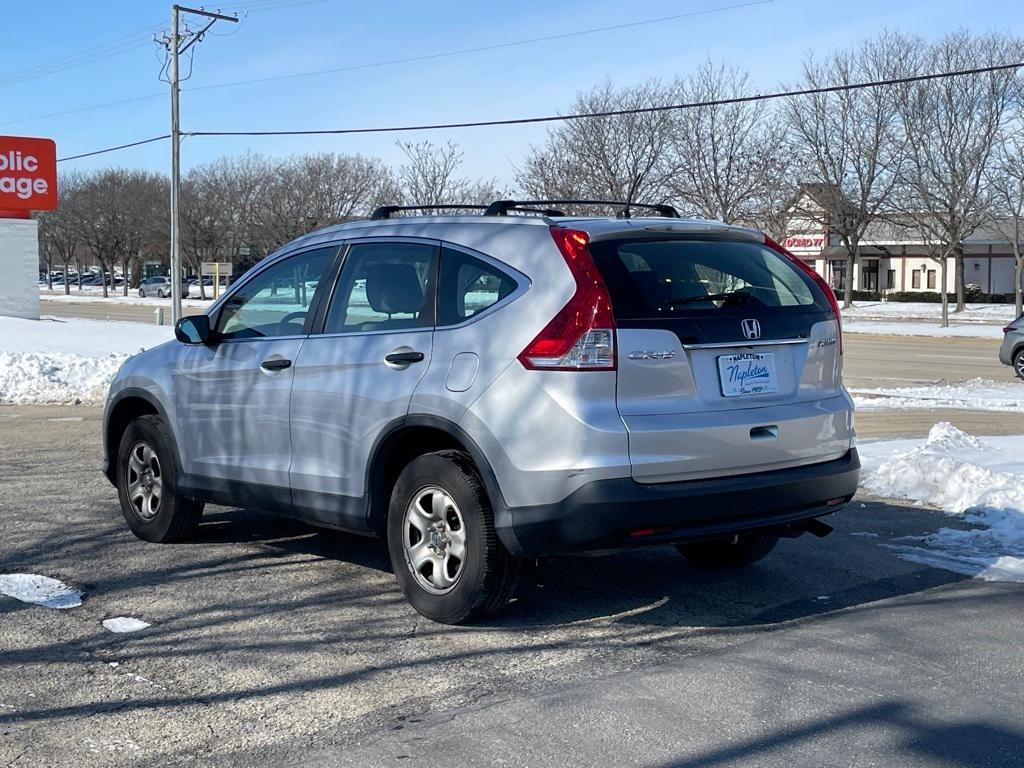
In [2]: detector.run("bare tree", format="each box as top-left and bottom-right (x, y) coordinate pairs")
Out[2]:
(516, 80), (677, 210)
(42, 172), (84, 295)
(785, 32), (909, 308)
(896, 31), (1019, 322)
(987, 121), (1024, 316)
(396, 140), (503, 208)
(668, 61), (786, 223)
(253, 153), (395, 250)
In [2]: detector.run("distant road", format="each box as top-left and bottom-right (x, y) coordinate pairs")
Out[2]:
(41, 297), (206, 324)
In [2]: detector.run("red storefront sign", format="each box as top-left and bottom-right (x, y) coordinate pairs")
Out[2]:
(0, 135), (58, 218)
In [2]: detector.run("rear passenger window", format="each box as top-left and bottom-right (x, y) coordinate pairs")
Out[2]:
(323, 242), (435, 333)
(437, 248), (518, 326)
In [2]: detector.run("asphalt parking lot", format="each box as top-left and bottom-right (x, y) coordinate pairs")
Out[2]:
(2, 405), (1023, 767)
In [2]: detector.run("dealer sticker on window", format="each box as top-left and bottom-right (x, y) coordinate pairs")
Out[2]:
(717, 352), (779, 397)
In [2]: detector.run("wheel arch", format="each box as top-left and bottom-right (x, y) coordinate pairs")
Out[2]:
(365, 415), (508, 539)
(103, 389), (177, 485)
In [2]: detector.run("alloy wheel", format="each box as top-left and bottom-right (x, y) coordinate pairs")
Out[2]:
(125, 440), (163, 521)
(402, 486), (467, 594)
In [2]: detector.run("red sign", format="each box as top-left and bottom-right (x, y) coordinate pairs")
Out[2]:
(783, 234), (826, 252)
(0, 135), (57, 215)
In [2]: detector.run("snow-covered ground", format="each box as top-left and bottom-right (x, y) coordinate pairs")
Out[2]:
(859, 423), (1024, 583)
(851, 378), (1024, 413)
(842, 319), (1005, 339)
(842, 301), (1016, 324)
(0, 316), (172, 404)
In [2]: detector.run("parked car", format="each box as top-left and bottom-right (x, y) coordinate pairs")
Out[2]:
(999, 315), (1024, 378)
(102, 200), (859, 624)
(139, 276), (171, 299)
(187, 277), (228, 298)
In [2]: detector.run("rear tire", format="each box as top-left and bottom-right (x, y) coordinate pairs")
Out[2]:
(387, 450), (521, 624)
(675, 533), (779, 568)
(116, 415), (203, 543)
(1013, 349), (1024, 380)
(138, 289), (146, 298)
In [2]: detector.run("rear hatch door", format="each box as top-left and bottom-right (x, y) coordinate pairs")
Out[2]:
(588, 232), (850, 483)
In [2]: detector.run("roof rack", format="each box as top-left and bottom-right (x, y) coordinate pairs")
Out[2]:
(484, 199), (680, 218)
(370, 204), (490, 220)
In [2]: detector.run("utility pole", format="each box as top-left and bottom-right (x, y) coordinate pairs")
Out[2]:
(163, 4), (238, 324)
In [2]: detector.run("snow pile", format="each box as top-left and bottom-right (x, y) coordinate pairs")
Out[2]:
(0, 352), (127, 404)
(859, 423), (1024, 582)
(0, 316), (173, 404)
(0, 573), (82, 609)
(102, 617), (151, 633)
(851, 379), (1024, 413)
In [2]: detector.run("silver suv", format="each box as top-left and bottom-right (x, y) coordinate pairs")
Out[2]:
(102, 200), (859, 624)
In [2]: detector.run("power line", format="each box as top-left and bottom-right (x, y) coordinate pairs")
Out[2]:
(56, 59), (1024, 164)
(187, 59), (1024, 138)
(4, 0), (770, 128)
(0, 22), (165, 89)
(57, 135), (171, 163)
(183, 0), (774, 94)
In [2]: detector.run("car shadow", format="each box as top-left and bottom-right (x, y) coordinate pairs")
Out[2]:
(186, 496), (968, 630)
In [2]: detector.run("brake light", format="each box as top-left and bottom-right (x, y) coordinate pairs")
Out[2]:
(518, 227), (616, 370)
(1003, 326), (1014, 333)
(764, 235), (842, 355)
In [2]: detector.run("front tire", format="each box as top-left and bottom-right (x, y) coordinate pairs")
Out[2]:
(675, 533), (779, 568)
(387, 450), (520, 624)
(1013, 349), (1024, 380)
(116, 415), (203, 543)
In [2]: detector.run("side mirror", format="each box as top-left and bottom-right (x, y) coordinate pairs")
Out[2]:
(175, 315), (214, 345)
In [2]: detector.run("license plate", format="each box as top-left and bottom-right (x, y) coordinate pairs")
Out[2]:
(717, 352), (779, 397)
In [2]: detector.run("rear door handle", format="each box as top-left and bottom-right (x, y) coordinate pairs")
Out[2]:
(261, 357), (292, 371)
(384, 351), (425, 364)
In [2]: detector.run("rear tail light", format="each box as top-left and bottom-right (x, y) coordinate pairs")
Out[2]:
(518, 227), (616, 370)
(764, 235), (842, 355)
(1003, 326), (1014, 333)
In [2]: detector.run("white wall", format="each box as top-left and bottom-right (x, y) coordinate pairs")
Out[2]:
(0, 218), (40, 320)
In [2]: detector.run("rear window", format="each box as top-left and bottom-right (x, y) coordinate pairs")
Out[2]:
(589, 238), (830, 320)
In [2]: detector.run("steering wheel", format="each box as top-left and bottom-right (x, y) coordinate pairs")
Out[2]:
(276, 311), (308, 336)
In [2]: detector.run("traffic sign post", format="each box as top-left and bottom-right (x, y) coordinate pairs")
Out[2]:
(201, 261), (233, 300)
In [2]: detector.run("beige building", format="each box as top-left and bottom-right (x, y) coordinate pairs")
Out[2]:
(780, 190), (1021, 296)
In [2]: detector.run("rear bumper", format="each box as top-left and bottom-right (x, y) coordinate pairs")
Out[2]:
(495, 449), (860, 556)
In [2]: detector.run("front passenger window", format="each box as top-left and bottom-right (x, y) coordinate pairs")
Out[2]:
(216, 247), (334, 339)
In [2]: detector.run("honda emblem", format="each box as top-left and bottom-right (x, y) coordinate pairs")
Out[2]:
(741, 318), (761, 340)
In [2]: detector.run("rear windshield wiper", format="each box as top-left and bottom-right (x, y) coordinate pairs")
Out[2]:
(662, 289), (751, 307)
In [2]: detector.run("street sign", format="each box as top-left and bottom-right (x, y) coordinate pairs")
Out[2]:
(201, 261), (232, 299)
(0, 135), (57, 217)
(201, 262), (233, 276)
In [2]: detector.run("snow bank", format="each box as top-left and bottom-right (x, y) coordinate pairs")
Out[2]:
(852, 379), (1024, 413)
(0, 316), (173, 404)
(859, 423), (1024, 582)
(0, 573), (82, 609)
(842, 319), (1005, 339)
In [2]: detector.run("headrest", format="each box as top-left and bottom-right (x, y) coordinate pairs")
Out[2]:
(365, 262), (424, 315)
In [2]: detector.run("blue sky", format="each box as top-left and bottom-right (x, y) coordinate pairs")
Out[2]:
(2, 0), (1021, 187)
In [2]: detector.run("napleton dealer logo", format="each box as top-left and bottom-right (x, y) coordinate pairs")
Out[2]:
(0, 135), (58, 213)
